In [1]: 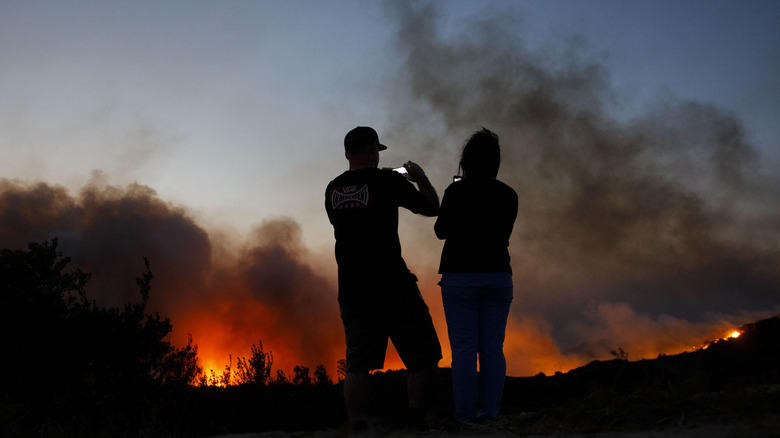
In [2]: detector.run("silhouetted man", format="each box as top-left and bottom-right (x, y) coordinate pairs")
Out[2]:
(325, 126), (442, 429)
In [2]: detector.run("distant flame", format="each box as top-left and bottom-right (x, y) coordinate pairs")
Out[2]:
(692, 328), (743, 351)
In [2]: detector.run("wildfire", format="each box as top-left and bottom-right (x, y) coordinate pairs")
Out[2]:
(694, 329), (742, 351)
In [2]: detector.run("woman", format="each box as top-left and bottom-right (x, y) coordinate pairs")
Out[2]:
(434, 128), (518, 424)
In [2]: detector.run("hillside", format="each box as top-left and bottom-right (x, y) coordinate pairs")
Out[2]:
(494, 315), (780, 435)
(213, 315), (780, 437)
(6, 315), (779, 437)
(312, 315), (780, 436)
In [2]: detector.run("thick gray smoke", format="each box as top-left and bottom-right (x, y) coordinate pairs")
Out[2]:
(382, 1), (780, 363)
(2, 1), (778, 377)
(0, 177), (342, 375)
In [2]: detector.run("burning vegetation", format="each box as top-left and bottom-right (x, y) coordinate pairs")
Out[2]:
(2, 239), (778, 436)
(0, 239), (345, 436)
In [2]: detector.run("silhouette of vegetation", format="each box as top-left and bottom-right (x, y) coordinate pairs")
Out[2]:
(293, 364), (312, 385)
(0, 239), (206, 436)
(610, 346), (629, 361)
(3, 239), (778, 436)
(272, 369), (289, 384)
(337, 358), (347, 382)
(314, 364), (332, 386)
(235, 340), (274, 385)
(0, 239), (347, 436)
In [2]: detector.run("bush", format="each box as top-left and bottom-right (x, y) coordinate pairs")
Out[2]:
(0, 239), (203, 436)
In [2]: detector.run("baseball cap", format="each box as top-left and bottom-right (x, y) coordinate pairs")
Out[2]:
(344, 126), (387, 153)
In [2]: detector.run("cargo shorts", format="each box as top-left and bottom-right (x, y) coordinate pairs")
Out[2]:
(339, 279), (442, 373)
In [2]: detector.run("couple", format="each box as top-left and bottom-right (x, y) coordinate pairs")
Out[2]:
(325, 126), (518, 428)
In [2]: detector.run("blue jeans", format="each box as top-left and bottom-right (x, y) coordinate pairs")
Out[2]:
(441, 272), (513, 423)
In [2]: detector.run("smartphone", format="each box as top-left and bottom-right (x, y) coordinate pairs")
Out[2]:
(392, 166), (409, 178)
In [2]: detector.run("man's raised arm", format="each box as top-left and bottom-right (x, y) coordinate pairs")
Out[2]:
(405, 161), (439, 217)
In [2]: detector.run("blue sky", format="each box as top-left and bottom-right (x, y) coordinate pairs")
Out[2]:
(2, 0), (777, 244)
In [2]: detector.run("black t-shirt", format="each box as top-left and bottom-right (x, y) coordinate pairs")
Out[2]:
(434, 177), (518, 274)
(325, 168), (429, 299)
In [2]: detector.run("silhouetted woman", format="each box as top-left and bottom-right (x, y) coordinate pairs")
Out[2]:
(434, 128), (518, 424)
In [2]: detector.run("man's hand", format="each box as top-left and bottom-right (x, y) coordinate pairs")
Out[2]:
(404, 161), (439, 216)
(403, 161), (426, 183)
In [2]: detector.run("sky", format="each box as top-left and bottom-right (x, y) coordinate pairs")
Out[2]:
(2, 0), (780, 378)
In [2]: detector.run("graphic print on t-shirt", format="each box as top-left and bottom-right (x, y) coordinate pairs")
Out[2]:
(330, 184), (369, 210)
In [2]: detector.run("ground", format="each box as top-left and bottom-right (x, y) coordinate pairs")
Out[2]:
(211, 316), (780, 437)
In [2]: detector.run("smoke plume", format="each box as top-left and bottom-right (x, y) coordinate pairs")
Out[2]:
(381, 0), (780, 372)
(0, 176), (342, 376)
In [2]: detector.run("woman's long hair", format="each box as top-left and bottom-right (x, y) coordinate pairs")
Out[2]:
(459, 128), (500, 179)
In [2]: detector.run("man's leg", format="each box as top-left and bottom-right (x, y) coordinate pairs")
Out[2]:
(407, 365), (437, 429)
(389, 279), (443, 427)
(407, 365), (435, 409)
(344, 371), (370, 425)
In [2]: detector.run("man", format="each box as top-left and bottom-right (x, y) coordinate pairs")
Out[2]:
(325, 126), (442, 429)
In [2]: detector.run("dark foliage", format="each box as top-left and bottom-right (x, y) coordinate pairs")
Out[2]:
(498, 315), (780, 435)
(0, 239), (203, 437)
(2, 240), (778, 436)
(0, 240), (347, 436)
(186, 315), (780, 435)
(235, 340), (274, 386)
